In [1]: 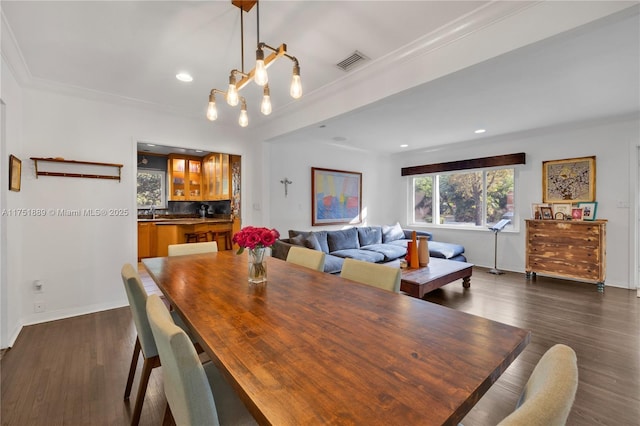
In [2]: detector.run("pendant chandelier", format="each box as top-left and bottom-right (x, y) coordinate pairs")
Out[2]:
(207, 0), (302, 127)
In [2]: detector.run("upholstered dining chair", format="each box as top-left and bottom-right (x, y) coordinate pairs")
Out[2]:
(286, 246), (326, 272)
(146, 294), (257, 426)
(168, 241), (218, 256)
(121, 263), (201, 426)
(497, 344), (578, 426)
(340, 258), (401, 293)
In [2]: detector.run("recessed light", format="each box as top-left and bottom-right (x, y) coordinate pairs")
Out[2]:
(400, 144), (408, 148)
(176, 72), (193, 82)
(474, 129), (486, 134)
(146, 143), (156, 147)
(195, 150), (203, 153)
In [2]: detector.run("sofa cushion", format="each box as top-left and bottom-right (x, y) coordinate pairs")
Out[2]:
(327, 228), (360, 252)
(323, 254), (345, 274)
(289, 230), (329, 253)
(427, 241), (465, 259)
(382, 222), (405, 243)
(361, 244), (406, 261)
(290, 233), (323, 252)
(330, 249), (385, 263)
(358, 226), (382, 246)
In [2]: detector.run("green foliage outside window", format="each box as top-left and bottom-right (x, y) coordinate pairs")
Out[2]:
(137, 170), (165, 208)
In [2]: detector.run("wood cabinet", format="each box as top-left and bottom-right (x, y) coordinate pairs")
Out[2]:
(525, 219), (606, 292)
(168, 155), (202, 201)
(203, 153), (230, 200)
(155, 222), (233, 257)
(137, 222), (157, 261)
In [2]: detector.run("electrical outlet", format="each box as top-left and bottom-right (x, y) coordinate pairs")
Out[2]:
(34, 302), (45, 313)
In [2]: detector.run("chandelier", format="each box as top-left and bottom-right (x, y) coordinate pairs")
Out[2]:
(206, 0), (302, 127)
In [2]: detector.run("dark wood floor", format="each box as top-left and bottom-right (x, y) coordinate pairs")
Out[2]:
(1, 266), (638, 425)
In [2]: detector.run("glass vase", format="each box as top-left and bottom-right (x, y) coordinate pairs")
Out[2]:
(248, 248), (267, 283)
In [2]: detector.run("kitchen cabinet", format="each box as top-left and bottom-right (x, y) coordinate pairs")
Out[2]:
(168, 155), (202, 201)
(155, 220), (233, 256)
(137, 222), (157, 261)
(525, 219), (606, 292)
(203, 153), (230, 200)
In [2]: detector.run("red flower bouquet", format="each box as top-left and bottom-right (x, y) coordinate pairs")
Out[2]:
(232, 226), (280, 254)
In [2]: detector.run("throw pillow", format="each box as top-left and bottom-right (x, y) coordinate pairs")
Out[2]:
(358, 226), (382, 246)
(382, 222), (405, 243)
(291, 233), (322, 252)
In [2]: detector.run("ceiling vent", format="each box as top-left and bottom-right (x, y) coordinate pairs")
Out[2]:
(336, 51), (369, 72)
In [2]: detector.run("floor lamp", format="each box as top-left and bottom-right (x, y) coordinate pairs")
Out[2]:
(488, 219), (511, 275)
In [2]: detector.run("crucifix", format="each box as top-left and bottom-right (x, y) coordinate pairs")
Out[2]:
(280, 178), (292, 197)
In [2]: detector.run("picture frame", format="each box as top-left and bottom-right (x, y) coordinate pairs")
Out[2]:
(542, 156), (595, 203)
(571, 207), (584, 221)
(311, 167), (362, 226)
(552, 203), (572, 219)
(540, 206), (553, 220)
(9, 155), (21, 192)
(531, 203), (549, 219)
(577, 201), (597, 221)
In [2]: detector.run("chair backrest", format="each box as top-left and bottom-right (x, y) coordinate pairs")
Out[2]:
(286, 246), (326, 272)
(497, 344), (578, 426)
(121, 263), (158, 358)
(146, 294), (220, 426)
(340, 258), (401, 293)
(168, 241), (218, 256)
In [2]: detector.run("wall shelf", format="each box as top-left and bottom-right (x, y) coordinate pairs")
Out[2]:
(31, 157), (123, 181)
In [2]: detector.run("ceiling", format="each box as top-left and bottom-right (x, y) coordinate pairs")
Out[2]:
(2, 1), (639, 154)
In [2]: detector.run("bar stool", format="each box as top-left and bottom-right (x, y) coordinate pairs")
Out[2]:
(207, 231), (232, 250)
(185, 232), (209, 243)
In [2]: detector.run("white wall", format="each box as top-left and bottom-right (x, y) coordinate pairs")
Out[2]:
(391, 115), (638, 289)
(1, 56), (25, 347)
(1, 74), (268, 345)
(266, 139), (397, 236)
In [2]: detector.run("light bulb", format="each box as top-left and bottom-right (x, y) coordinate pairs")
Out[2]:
(239, 103), (249, 127)
(290, 64), (302, 99)
(227, 75), (239, 106)
(254, 49), (268, 86)
(261, 85), (272, 115)
(206, 94), (217, 121)
(261, 95), (272, 115)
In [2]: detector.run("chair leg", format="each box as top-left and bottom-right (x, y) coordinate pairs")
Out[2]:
(124, 337), (141, 399)
(130, 355), (160, 426)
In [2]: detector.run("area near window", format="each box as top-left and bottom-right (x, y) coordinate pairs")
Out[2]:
(411, 168), (515, 229)
(137, 170), (166, 209)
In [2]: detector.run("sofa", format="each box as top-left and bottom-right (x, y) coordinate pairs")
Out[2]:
(271, 223), (466, 274)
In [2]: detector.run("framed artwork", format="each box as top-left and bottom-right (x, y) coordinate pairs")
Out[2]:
(571, 207), (584, 221)
(531, 203), (549, 219)
(578, 202), (598, 221)
(542, 156), (595, 203)
(540, 206), (553, 220)
(311, 167), (362, 226)
(9, 155), (21, 192)
(553, 203), (572, 219)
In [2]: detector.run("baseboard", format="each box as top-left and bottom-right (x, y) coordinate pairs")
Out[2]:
(19, 299), (129, 329)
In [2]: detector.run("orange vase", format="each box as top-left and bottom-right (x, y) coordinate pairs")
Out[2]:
(410, 231), (419, 269)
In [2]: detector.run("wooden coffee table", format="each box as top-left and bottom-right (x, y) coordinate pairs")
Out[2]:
(400, 257), (474, 299)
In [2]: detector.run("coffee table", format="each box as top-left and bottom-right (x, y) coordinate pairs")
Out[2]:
(400, 257), (474, 299)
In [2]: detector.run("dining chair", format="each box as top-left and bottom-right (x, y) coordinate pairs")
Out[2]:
(286, 246), (326, 272)
(340, 258), (401, 293)
(146, 294), (257, 426)
(121, 263), (201, 426)
(168, 241), (218, 256)
(497, 344), (578, 426)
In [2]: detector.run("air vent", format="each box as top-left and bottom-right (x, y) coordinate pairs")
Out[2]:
(336, 51), (369, 72)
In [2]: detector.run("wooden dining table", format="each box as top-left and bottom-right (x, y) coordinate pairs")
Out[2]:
(142, 251), (530, 426)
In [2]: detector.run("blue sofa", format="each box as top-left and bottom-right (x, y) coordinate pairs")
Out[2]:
(271, 223), (466, 274)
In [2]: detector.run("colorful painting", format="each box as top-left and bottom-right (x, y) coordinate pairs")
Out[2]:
(542, 156), (595, 203)
(312, 167), (362, 226)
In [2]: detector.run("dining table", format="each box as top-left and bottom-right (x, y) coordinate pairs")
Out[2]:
(142, 251), (530, 426)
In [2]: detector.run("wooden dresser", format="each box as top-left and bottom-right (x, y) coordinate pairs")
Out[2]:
(525, 219), (606, 292)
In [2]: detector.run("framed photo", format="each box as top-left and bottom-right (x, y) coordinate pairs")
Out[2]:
(578, 202), (597, 221)
(542, 156), (595, 203)
(540, 206), (553, 220)
(311, 167), (362, 226)
(531, 203), (549, 219)
(552, 203), (572, 219)
(9, 155), (21, 192)
(571, 207), (584, 221)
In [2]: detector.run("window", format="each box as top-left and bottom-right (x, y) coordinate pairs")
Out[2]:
(137, 170), (166, 208)
(412, 167), (515, 229)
